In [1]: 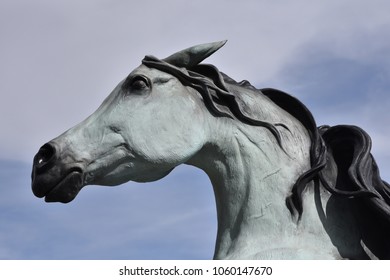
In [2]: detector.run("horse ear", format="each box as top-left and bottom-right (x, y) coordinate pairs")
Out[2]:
(163, 40), (227, 68)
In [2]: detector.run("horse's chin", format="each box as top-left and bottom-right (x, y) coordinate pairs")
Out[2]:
(40, 171), (84, 203)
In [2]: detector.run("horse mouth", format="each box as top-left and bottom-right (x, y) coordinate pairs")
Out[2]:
(33, 169), (84, 203)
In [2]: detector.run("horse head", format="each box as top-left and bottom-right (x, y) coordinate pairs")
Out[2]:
(31, 41), (390, 259)
(31, 41), (226, 203)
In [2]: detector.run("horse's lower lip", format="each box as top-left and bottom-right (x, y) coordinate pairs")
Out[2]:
(44, 171), (84, 203)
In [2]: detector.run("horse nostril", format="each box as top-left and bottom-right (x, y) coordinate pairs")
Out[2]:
(33, 143), (57, 173)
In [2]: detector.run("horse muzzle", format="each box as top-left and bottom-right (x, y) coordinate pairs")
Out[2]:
(31, 141), (85, 203)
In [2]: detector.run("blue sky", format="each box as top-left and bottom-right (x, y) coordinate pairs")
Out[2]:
(1, 0), (389, 259)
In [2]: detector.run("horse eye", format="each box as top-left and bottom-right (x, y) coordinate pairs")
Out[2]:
(130, 76), (149, 91)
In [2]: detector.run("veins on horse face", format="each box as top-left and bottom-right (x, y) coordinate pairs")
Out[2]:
(109, 125), (121, 134)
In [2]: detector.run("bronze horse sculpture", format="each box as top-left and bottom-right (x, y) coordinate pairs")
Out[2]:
(31, 41), (390, 259)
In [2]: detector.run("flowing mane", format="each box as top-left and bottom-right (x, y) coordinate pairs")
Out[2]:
(143, 55), (390, 228)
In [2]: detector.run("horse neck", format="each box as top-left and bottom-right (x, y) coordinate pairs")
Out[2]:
(187, 93), (336, 259)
